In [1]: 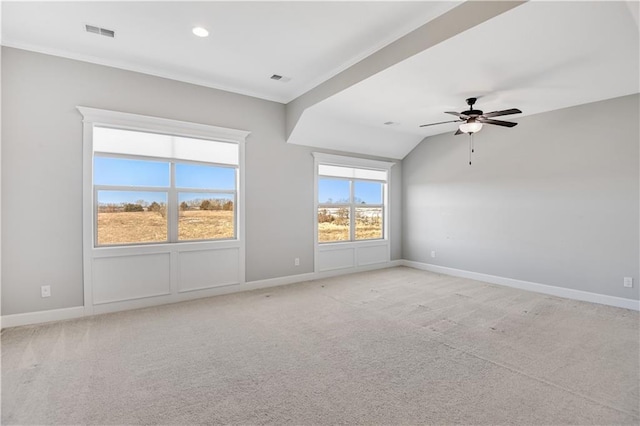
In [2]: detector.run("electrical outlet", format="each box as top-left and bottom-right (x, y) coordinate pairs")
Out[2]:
(294, 257), (300, 266)
(623, 277), (633, 288)
(41, 285), (51, 298)
(430, 251), (436, 258)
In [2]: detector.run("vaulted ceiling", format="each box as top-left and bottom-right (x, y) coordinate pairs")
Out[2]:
(3, 1), (638, 159)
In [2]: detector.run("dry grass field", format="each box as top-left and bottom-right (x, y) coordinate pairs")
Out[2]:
(178, 210), (234, 240)
(97, 210), (234, 245)
(97, 209), (380, 245)
(318, 221), (383, 242)
(317, 207), (383, 242)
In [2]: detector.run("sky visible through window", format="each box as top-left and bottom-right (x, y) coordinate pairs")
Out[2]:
(319, 179), (383, 204)
(95, 157), (236, 204)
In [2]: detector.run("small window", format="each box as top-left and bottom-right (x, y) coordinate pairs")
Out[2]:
(92, 126), (239, 247)
(317, 163), (388, 243)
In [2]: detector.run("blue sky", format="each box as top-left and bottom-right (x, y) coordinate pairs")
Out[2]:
(94, 157), (382, 205)
(95, 157), (236, 204)
(318, 179), (382, 204)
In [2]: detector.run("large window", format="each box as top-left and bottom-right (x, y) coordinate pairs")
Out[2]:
(317, 163), (388, 243)
(93, 126), (238, 246)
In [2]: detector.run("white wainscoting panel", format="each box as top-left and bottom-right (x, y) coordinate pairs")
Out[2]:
(318, 247), (355, 272)
(357, 244), (388, 266)
(92, 253), (171, 304)
(178, 248), (240, 292)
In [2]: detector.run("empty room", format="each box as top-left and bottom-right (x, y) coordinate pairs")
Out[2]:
(1, 1), (639, 424)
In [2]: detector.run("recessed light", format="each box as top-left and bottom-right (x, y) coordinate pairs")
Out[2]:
(192, 27), (209, 37)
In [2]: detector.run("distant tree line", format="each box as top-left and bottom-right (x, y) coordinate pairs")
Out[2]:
(98, 199), (232, 216)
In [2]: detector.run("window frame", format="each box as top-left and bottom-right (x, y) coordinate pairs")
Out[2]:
(79, 106), (249, 248)
(313, 153), (394, 247)
(317, 176), (386, 242)
(78, 107), (250, 315)
(93, 151), (239, 247)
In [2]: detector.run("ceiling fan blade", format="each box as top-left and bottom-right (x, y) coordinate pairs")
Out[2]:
(482, 108), (522, 118)
(478, 118), (518, 127)
(445, 111), (469, 118)
(454, 129), (464, 135)
(419, 119), (462, 128)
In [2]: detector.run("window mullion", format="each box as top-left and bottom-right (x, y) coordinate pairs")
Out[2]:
(350, 179), (355, 242)
(169, 162), (178, 242)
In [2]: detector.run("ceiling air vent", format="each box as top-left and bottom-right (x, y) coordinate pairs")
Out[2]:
(270, 74), (291, 83)
(85, 24), (115, 38)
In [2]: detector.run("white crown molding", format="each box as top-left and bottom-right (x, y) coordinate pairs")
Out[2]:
(2, 40), (288, 104)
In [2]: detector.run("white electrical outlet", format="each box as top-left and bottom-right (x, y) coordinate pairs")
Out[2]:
(294, 257), (300, 266)
(430, 251), (436, 258)
(41, 285), (51, 298)
(623, 277), (633, 288)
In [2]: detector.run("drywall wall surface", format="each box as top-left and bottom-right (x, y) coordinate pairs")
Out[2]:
(403, 94), (639, 300)
(1, 47), (402, 315)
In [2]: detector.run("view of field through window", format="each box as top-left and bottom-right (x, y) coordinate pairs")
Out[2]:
(317, 177), (384, 242)
(94, 154), (237, 245)
(96, 197), (235, 245)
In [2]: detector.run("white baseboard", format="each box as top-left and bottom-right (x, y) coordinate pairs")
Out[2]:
(400, 260), (640, 311)
(12, 259), (629, 328)
(1, 306), (86, 329)
(1, 260), (403, 329)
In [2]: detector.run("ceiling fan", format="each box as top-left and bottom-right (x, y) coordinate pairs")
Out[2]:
(419, 97), (522, 135)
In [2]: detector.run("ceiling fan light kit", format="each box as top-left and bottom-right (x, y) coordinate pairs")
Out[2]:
(419, 97), (522, 164)
(459, 118), (483, 134)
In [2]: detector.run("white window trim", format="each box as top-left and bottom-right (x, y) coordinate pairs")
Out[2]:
(78, 106), (249, 314)
(312, 152), (394, 273)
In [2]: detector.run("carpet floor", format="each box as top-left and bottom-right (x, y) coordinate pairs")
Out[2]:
(2, 266), (639, 425)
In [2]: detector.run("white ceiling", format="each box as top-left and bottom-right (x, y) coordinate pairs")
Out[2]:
(1, 1), (458, 103)
(2, 1), (638, 160)
(289, 1), (640, 159)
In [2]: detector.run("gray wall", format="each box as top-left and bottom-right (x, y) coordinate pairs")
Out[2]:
(403, 94), (639, 300)
(1, 47), (402, 315)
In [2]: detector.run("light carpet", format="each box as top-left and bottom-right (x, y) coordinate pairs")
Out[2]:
(2, 267), (639, 424)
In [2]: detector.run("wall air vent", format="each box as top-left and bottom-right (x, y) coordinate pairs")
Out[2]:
(270, 74), (291, 83)
(85, 25), (115, 38)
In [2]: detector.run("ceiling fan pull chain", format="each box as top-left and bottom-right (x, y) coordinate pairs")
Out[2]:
(468, 135), (472, 165)
(471, 133), (475, 153)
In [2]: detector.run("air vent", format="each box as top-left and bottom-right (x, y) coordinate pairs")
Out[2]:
(85, 24), (115, 38)
(270, 74), (291, 83)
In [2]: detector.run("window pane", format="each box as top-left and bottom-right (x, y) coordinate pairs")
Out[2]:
(94, 157), (170, 187)
(354, 181), (382, 204)
(318, 207), (350, 242)
(355, 207), (383, 240)
(178, 193), (234, 241)
(96, 191), (167, 245)
(175, 163), (235, 190)
(318, 179), (350, 204)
